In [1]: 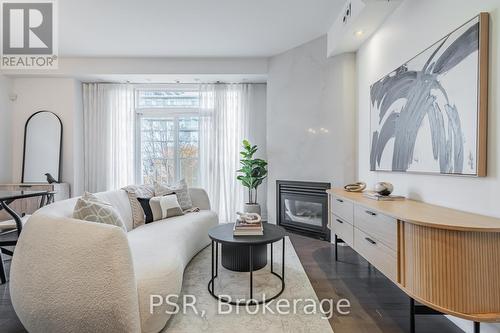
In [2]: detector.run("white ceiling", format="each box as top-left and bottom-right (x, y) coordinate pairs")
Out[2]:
(58, 0), (344, 57)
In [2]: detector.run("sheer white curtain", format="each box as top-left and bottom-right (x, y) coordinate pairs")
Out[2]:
(199, 84), (251, 223)
(82, 83), (135, 192)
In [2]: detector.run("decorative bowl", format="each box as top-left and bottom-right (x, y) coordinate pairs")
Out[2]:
(344, 182), (367, 192)
(374, 182), (394, 196)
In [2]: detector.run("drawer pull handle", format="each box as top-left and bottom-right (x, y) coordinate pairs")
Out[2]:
(19, 184), (32, 188)
(336, 219), (344, 224)
(365, 210), (377, 216)
(336, 198), (344, 203)
(365, 237), (376, 245)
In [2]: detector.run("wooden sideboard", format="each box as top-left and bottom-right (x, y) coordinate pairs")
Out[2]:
(0, 183), (70, 221)
(327, 188), (500, 326)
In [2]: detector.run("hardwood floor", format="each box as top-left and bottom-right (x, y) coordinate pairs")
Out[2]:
(0, 233), (463, 333)
(0, 259), (25, 333)
(288, 232), (462, 333)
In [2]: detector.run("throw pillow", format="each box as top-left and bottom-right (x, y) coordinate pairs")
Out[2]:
(82, 191), (110, 205)
(137, 197), (155, 223)
(154, 179), (193, 210)
(137, 194), (183, 223)
(73, 197), (126, 232)
(122, 184), (155, 228)
(158, 194), (184, 218)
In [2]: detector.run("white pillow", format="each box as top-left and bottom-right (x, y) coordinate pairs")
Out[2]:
(138, 194), (184, 223)
(73, 193), (126, 231)
(159, 194), (184, 218)
(154, 179), (193, 210)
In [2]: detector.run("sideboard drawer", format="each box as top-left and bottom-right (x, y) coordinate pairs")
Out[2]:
(331, 195), (353, 223)
(354, 227), (397, 281)
(354, 205), (397, 250)
(332, 215), (354, 247)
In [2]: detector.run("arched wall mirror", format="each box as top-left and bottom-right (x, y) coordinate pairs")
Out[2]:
(22, 111), (63, 183)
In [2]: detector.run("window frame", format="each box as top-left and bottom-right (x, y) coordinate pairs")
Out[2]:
(135, 84), (201, 109)
(134, 86), (201, 186)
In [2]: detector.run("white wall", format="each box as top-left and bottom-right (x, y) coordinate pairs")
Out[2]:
(2, 57), (268, 77)
(267, 36), (356, 224)
(8, 77), (263, 200)
(0, 75), (13, 182)
(11, 78), (84, 196)
(358, 0), (500, 214)
(247, 83), (268, 219)
(357, 1), (500, 331)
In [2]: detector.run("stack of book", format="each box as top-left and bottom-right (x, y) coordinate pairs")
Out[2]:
(233, 219), (263, 236)
(363, 191), (405, 201)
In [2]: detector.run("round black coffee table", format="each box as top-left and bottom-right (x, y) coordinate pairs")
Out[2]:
(207, 223), (286, 305)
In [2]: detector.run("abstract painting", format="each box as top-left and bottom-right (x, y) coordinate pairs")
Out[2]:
(370, 14), (488, 176)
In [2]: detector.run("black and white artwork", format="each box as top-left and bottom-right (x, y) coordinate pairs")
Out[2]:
(370, 15), (486, 176)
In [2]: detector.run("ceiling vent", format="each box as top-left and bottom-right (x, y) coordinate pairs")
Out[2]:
(342, 2), (352, 25)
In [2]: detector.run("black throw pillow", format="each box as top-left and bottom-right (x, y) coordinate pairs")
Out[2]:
(137, 197), (154, 224)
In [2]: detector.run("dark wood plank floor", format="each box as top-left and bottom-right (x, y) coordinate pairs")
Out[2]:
(288, 232), (463, 333)
(0, 258), (26, 333)
(1, 233), (464, 333)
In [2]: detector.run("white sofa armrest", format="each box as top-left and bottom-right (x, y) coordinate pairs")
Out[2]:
(10, 214), (141, 333)
(188, 187), (211, 210)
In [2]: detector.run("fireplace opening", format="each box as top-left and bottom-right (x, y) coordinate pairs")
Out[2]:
(276, 180), (331, 241)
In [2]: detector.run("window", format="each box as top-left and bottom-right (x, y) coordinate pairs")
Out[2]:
(136, 87), (200, 186)
(137, 90), (200, 108)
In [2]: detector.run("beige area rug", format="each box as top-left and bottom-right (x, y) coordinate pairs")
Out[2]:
(163, 237), (334, 333)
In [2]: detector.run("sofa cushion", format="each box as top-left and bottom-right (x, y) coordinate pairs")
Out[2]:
(73, 195), (127, 232)
(122, 184), (155, 229)
(34, 190), (134, 232)
(137, 195), (183, 223)
(157, 194), (184, 218)
(94, 190), (134, 231)
(155, 179), (193, 210)
(81, 191), (109, 204)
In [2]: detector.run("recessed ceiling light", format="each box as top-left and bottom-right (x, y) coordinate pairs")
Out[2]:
(355, 30), (364, 37)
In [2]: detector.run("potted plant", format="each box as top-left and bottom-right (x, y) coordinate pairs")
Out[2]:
(237, 139), (268, 215)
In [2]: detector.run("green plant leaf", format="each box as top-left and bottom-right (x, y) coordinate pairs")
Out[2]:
(237, 139), (268, 192)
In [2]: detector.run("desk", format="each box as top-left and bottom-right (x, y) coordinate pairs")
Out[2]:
(0, 183), (70, 221)
(0, 190), (50, 284)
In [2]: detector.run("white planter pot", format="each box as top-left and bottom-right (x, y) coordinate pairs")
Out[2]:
(243, 203), (261, 216)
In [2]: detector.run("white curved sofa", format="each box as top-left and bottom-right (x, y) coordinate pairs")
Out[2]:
(9, 188), (218, 333)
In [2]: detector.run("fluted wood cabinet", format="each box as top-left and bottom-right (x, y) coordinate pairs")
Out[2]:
(327, 188), (500, 323)
(0, 183), (70, 221)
